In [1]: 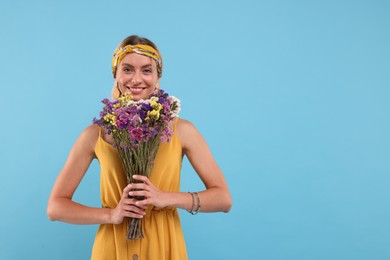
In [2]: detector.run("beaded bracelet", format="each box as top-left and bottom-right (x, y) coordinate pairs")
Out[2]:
(193, 192), (201, 214)
(187, 192), (196, 214)
(187, 192), (201, 215)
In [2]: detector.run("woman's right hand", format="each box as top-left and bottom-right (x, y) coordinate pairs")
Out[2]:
(110, 184), (147, 224)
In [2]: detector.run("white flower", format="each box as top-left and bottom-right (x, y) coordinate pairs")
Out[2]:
(170, 96), (181, 117)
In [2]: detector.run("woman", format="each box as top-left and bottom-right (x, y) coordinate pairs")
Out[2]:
(47, 35), (232, 260)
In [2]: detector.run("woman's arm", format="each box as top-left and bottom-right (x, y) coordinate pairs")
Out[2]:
(177, 119), (232, 213)
(47, 124), (145, 224)
(130, 119), (232, 213)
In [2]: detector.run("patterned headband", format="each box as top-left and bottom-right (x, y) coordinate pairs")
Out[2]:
(112, 44), (162, 78)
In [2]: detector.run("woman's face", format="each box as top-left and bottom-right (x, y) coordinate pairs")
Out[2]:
(116, 53), (159, 101)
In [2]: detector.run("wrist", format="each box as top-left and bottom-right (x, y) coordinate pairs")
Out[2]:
(106, 208), (116, 224)
(166, 192), (193, 211)
(159, 191), (173, 208)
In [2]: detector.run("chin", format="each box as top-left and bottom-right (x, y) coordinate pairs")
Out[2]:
(129, 93), (152, 101)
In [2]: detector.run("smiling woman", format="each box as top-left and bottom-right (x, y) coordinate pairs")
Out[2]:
(47, 35), (232, 260)
(111, 36), (163, 100)
(116, 54), (158, 100)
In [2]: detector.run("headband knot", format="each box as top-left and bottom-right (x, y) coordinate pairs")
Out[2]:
(112, 44), (162, 77)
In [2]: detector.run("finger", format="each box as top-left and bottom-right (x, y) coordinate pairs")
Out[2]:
(130, 183), (148, 191)
(122, 184), (134, 198)
(123, 198), (147, 208)
(133, 175), (150, 184)
(124, 210), (145, 219)
(123, 205), (146, 215)
(129, 190), (149, 198)
(135, 199), (152, 207)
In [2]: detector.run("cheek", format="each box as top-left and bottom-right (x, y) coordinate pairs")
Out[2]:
(148, 78), (157, 85)
(117, 74), (130, 84)
(116, 79), (128, 93)
(145, 75), (158, 85)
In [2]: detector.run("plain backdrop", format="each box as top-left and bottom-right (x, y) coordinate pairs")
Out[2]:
(1, 0), (389, 259)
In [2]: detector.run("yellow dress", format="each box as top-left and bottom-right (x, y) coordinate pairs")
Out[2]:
(91, 118), (188, 260)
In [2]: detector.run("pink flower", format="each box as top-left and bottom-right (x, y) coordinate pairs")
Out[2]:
(130, 128), (144, 142)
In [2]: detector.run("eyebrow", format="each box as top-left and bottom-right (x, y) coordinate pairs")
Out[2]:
(121, 62), (153, 68)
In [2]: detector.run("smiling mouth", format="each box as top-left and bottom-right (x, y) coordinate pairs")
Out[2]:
(126, 86), (147, 91)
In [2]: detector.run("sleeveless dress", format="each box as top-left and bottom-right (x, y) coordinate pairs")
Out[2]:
(91, 118), (188, 260)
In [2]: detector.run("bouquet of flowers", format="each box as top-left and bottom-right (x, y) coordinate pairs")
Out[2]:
(93, 89), (180, 240)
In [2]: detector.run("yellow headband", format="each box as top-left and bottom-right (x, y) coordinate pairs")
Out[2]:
(112, 44), (162, 77)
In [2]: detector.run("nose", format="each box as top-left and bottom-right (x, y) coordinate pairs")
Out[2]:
(131, 71), (142, 85)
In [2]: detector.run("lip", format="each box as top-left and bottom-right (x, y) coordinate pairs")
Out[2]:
(125, 86), (148, 95)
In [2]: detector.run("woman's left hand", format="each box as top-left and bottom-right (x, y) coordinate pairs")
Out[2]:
(128, 175), (169, 208)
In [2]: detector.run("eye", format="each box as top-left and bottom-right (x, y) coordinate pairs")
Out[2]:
(143, 68), (152, 74)
(123, 66), (133, 73)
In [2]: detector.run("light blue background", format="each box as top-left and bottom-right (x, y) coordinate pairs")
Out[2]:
(1, 0), (389, 259)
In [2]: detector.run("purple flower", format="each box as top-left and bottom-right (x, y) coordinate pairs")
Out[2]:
(141, 103), (151, 111)
(130, 128), (144, 142)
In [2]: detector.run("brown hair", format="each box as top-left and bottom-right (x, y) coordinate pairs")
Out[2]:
(111, 35), (162, 99)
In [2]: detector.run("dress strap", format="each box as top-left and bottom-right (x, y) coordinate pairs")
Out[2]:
(98, 126), (103, 138)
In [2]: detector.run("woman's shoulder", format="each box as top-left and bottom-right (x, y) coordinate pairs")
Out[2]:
(82, 124), (100, 137)
(75, 124), (100, 151)
(176, 118), (202, 148)
(176, 118), (196, 132)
